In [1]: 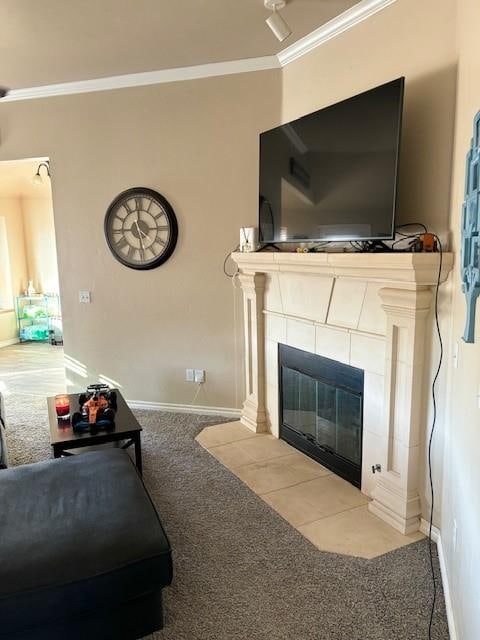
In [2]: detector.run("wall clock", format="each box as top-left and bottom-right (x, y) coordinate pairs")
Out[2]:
(104, 187), (178, 270)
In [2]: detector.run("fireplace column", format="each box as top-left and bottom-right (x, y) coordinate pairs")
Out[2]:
(237, 272), (268, 433)
(369, 287), (432, 535)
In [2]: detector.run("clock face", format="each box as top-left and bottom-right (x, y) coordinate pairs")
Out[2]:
(104, 187), (178, 270)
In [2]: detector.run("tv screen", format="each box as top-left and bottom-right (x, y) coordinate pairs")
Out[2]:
(258, 77), (404, 244)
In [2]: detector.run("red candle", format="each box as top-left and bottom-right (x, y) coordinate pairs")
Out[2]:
(55, 395), (70, 418)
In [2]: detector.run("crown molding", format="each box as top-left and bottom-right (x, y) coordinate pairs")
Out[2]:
(1, 56), (280, 103)
(0, 0), (396, 103)
(278, 0), (397, 66)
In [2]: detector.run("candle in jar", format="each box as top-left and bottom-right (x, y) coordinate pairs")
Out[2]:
(55, 395), (70, 418)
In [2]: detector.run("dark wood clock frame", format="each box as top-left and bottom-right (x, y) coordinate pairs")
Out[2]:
(104, 187), (178, 270)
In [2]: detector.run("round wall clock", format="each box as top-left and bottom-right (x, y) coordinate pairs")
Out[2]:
(104, 187), (178, 270)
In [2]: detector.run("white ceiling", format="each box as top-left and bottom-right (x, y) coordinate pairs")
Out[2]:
(0, 159), (52, 198)
(0, 0), (358, 90)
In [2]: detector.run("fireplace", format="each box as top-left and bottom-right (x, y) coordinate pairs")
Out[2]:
(232, 251), (453, 533)
(279, 344), (364, 488)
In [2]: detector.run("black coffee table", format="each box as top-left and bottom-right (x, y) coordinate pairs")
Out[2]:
(47, 390), (143, 474)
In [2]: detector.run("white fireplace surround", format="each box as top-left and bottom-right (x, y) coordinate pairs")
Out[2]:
(231, 251), (453, 535)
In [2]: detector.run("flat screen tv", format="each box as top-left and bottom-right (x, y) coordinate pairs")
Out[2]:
(258, 77), (404, 244)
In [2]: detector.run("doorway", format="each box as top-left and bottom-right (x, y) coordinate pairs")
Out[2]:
(0, 158), (66, 401)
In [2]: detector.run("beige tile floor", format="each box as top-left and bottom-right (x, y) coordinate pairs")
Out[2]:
(196, 421), (424, 559)
(0, 342), (66, 398)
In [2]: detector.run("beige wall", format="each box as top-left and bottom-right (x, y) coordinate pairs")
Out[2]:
(0, 310), (17, 344)
(441, 0), (480, 638)
(22, 195), (59, 294)
(0, 197), (28, 343)
(0, 70), (282, 405)
(0, 197), (28, 300)
(0, 3), (457, 410)
(0, 0), (477, 632)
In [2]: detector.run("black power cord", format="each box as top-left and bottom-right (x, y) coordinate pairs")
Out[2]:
(349, 222), (444, 639)
(391, 224), (444, 639)
(347, 224), (429, 253)
(427, 234), (443, 640)
(223, 244), (240, 278)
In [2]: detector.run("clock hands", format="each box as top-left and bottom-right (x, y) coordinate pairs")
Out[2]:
(133, 220), (146, 258)
(137, 224), (150, 240)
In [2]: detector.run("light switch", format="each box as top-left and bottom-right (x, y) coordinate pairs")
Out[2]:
(79, 290), (91, 304)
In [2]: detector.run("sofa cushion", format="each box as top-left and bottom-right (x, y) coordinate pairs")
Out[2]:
(0, 449), (172, 634)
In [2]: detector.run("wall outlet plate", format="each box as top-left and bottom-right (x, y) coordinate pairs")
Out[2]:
(194, 369), (205, 383)
(79, 290), (91, 304)
(453, 342), (459, 369)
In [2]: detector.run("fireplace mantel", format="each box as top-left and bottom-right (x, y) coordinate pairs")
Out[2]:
(231, 250), (453, 535)
(232, 251), (453, 285)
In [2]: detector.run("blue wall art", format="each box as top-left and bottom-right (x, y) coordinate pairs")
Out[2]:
(461, 111), (480, 343)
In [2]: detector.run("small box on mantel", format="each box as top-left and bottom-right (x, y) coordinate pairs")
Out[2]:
(239, 227), (258, 253)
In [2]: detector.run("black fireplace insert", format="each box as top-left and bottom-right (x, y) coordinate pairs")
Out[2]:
(279, 344), (364, 488)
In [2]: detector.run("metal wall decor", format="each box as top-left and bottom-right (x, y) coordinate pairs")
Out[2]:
(461, 111), (480, 343)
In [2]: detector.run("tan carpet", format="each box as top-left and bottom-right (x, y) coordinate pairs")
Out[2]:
(5, 393), (449, 640)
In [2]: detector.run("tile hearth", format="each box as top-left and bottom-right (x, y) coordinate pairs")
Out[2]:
(196, 421), (424, 559)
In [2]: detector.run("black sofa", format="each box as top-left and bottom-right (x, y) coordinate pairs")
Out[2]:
(0, 449), (172, 639)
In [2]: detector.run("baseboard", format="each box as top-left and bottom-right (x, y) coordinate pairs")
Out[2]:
(0, 338), (20, 349)
(127, 399), (241, 418)
(420, 519), (458, 640)
(420, 518), (441, 542)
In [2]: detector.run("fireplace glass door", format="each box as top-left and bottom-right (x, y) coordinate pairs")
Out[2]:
(279, 345), (364, 487)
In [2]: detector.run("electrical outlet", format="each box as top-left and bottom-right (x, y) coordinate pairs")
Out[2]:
(185, 369), (194, 382)
(79, 290), (91, 304)
(453, 519), (458, 552)
(453, 342), (459, 369)
(194, 369), (205, 383)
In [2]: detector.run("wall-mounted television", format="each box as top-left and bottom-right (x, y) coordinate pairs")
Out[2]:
(258, 77), (405, 244)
